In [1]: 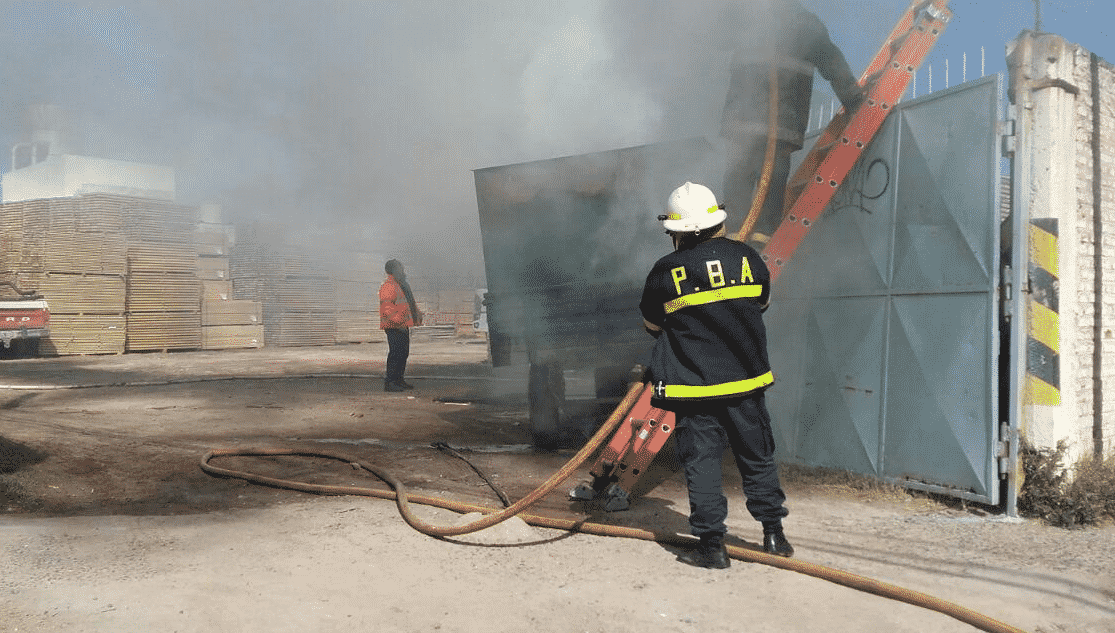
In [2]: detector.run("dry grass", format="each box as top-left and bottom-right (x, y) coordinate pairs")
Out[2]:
(1018, 439), (1115, 528)
(779, 462), (920, 505)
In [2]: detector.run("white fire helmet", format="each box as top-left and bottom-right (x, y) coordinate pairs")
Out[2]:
(660, 181), (727, 233)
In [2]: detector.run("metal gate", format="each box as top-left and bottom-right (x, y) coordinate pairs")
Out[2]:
(764, 75), (1005, 504)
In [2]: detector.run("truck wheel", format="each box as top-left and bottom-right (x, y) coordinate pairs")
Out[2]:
(6, 338), (38, 359)
(528, 360), (565, 449)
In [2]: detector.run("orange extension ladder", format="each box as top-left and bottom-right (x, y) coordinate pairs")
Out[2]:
(764, 0), (953, 282)
(571, 0), (953, 510)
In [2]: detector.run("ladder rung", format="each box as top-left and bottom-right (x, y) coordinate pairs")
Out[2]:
(787, 177), (811, 191)
(815, 139), (838, 153)
(762, 0), (952, 282)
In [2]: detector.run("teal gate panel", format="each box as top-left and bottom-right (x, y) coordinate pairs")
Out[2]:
(765, 75), (1003, 504)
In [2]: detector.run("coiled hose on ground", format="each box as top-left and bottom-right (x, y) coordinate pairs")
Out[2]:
(201, 381), (1027, 633)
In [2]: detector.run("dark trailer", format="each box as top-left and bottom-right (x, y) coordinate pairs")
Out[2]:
(473, 137), (720, 447)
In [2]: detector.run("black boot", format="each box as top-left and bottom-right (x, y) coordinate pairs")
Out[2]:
(763, 530), (794, 557)
(677, 534), (730, 569)
(384, 381), (406, 392)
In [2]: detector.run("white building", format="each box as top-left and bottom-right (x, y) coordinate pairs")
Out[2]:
(2, 153), (174, 203)
(2, 104), (174, 203)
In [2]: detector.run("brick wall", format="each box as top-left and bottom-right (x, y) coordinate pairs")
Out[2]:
(1070, 44), (1115, 461)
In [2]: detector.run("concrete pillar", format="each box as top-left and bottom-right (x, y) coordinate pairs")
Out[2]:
(1008, 30), (1115, 467)
(1008, 32), (1086, 464)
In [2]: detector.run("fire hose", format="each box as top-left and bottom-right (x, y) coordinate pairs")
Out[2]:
(736, 66), (780, 243)
(196, 65), (1020, 631)
(201, 381), (1027, 633)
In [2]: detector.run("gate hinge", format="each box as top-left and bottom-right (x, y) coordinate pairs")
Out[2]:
(1001, 265), (1013, 320)
(997, 421), (1011, 478)
(1000, 119), (1017, 156)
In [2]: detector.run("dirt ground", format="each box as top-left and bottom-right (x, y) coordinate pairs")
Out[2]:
(1, 338), (1113, 633)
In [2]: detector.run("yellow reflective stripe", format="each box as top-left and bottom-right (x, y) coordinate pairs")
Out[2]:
(664, 371), (774, 399)
(1029, 224), (1058, 277)
(1029, 301), (1058, 353)
(663, 284), (762, 314)
(1025, 374), (1060, 406)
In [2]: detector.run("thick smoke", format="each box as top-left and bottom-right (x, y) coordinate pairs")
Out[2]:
(0, 1), (837, 287)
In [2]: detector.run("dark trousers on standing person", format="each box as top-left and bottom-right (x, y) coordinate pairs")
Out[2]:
(384, 327), (410, 389)
(672, 392), (789, 540)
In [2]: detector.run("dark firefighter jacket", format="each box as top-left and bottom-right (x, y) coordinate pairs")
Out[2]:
(720, 0), (861, 150)
(640, 236), (773, 404)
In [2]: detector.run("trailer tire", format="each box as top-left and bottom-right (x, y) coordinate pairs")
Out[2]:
(528, 360), (565, 449)
(1, 337), (40, 360)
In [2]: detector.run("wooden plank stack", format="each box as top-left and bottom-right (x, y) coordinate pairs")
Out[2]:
(123, 198), (201, 352)
(230, 228), (336, 347)
(400, 279), (480, 337)
(1, 195), (129, 354)
(197, 223), (263, 349)
(2, 198), (478, 354)
(427, 289), (478, 335)
(335, 252), (383, 344)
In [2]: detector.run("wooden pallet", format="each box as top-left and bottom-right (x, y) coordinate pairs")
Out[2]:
(70, 194), (126, 233)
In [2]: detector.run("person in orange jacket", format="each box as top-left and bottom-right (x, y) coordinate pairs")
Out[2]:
(379, 259), (422, 391)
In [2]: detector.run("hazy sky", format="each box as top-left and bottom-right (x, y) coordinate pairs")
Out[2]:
(0, 0), (1107, 282)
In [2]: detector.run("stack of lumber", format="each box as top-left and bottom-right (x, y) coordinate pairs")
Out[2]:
(426, 289), (477, 335)
(195, 223), (231, 257)
(39, 272), (126, 314)
(334, 252), (383, 344)
(124, 198), (201, 352)
(197, 224), (263, 349)
(0, 195), (129, 354)
(230, 235), (336, 347)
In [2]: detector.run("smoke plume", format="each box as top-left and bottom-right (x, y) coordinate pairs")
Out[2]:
(0, 1), (824, 286)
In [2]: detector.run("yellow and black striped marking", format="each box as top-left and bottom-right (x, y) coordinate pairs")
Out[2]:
(1027, 219), (1059, 405)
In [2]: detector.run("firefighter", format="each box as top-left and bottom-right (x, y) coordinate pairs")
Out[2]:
(640, 182), (792, 569)
(721, 0), (864, 244)
(379, 259), (422, 392)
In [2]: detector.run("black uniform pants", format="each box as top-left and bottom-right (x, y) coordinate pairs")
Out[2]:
(672, 392), (788, 538)
(384, 327), (410, 385)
